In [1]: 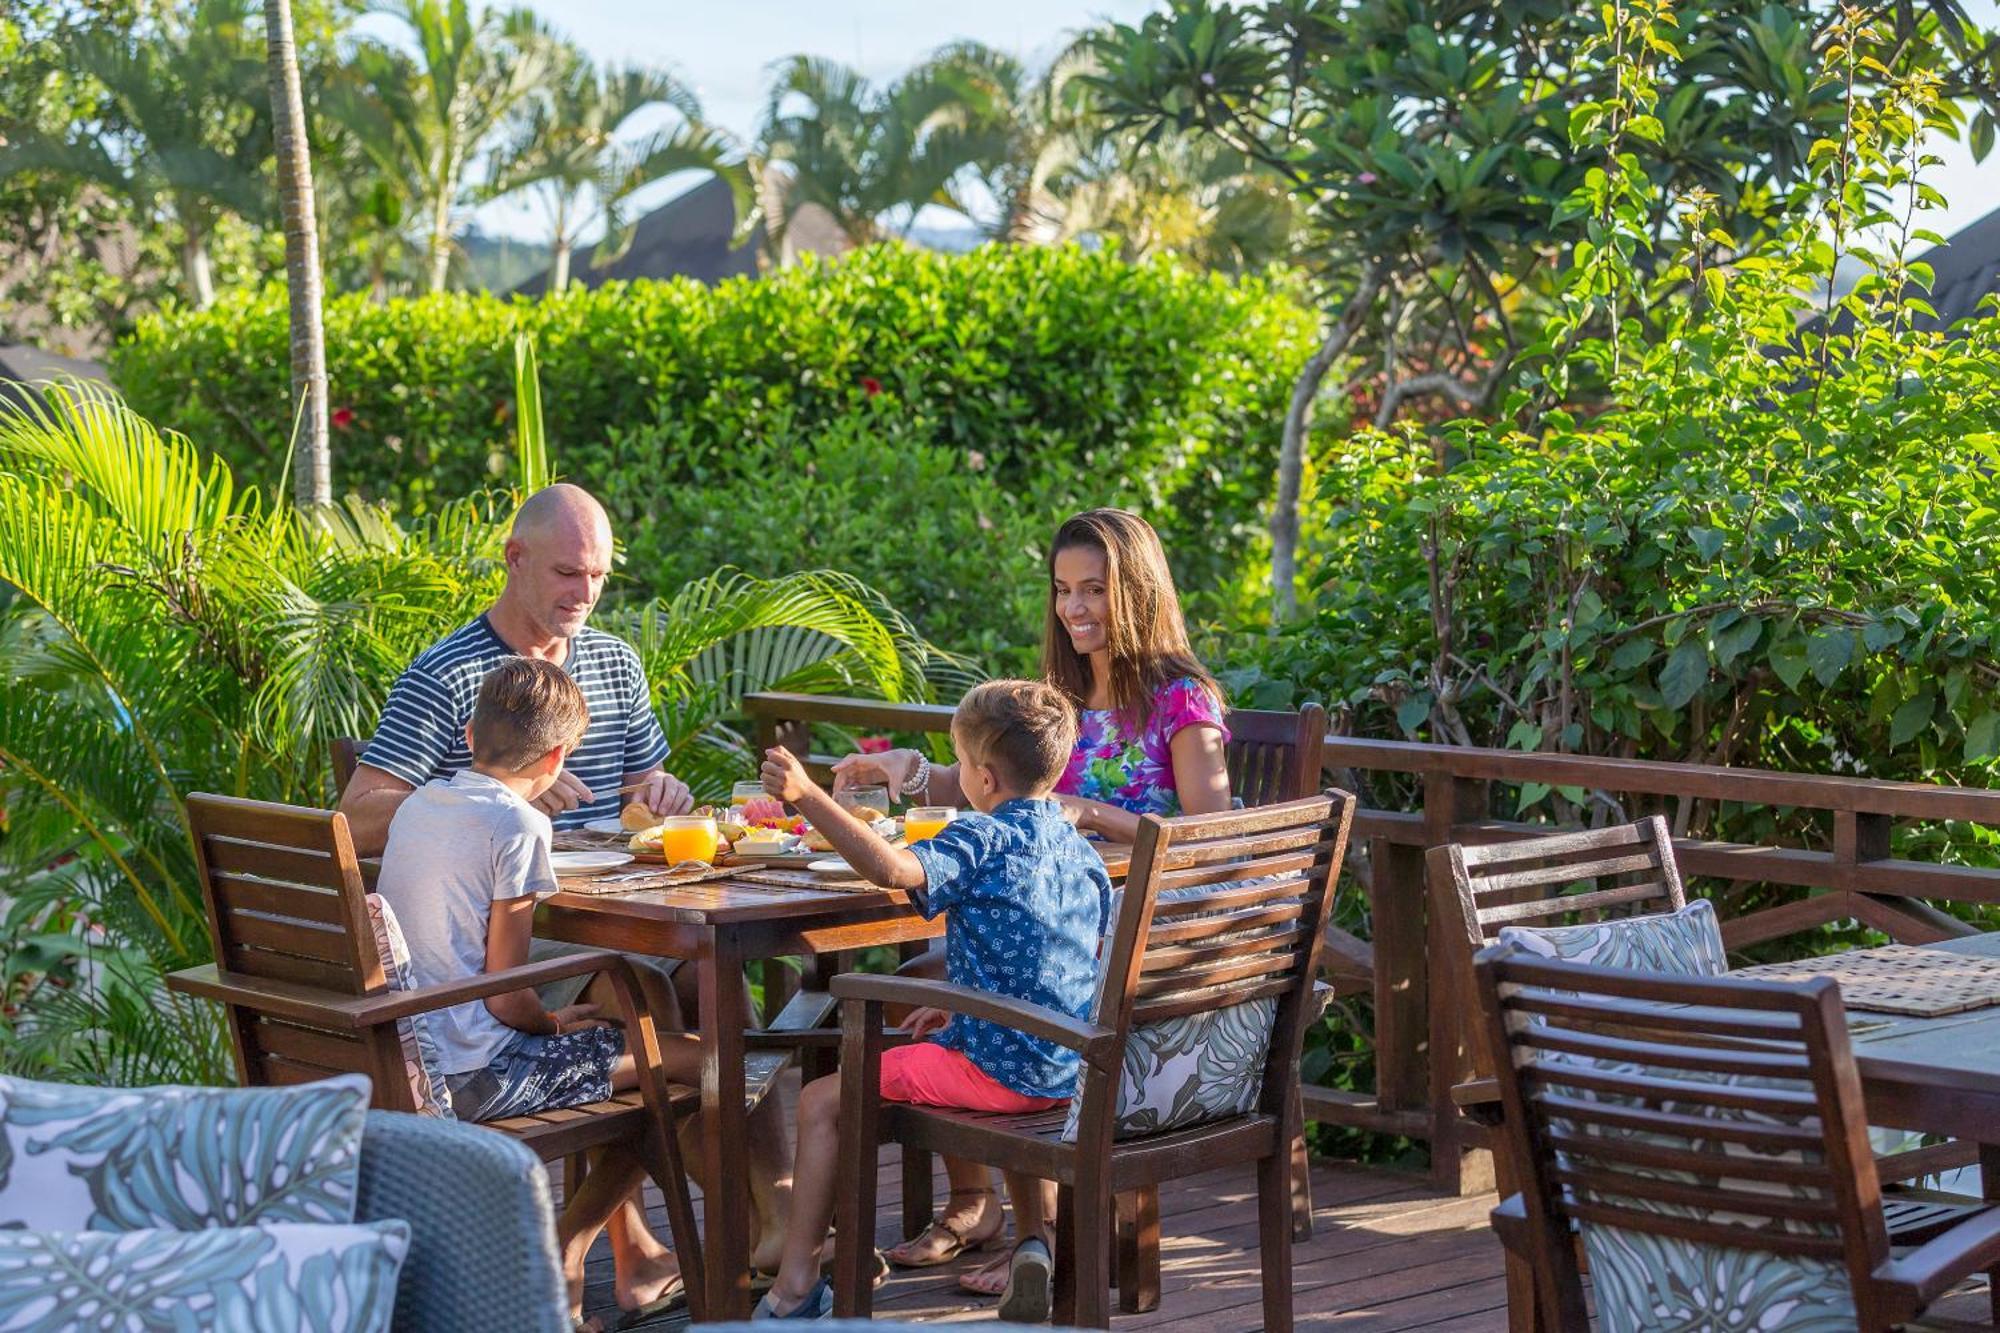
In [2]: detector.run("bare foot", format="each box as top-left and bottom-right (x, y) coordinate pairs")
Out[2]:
(614, 1250), (684, 1312)
(886, 1188), (1003, 1267)
(958, 1246), (1012, 1297)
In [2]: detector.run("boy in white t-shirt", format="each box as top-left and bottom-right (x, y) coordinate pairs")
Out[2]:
(376, 657), (687, 1328)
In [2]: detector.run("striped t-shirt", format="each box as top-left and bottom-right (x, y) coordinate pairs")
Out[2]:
(361, 614), (670, 829)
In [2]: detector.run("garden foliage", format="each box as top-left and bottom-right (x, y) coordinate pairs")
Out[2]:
(111, 243), (1316, 658)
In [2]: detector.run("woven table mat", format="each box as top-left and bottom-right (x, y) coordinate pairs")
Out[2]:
(552, 829), (631, 851)
(555, 862), (738, 895)
(1731, 943), (2000, 1016)
(734, 868), (876, 893)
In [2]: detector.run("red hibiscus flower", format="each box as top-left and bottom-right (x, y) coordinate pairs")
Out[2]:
(857, 735), (892, 754)
(860, 376), (883, 396)
(331, 406), (356, 428)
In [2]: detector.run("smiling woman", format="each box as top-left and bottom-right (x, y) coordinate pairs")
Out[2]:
(833, 507), (1232, 846)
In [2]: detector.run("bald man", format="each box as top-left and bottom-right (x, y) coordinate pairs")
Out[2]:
(339, 483), (693, 855)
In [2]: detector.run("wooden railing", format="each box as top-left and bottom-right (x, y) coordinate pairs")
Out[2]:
(744, 691), (2000, 1195)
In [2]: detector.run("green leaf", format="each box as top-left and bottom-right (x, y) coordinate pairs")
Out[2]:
(1967, 710), (2000, 761)
(1712, 615), (1761, 668)
(1687, 527), (1725, 560)
(1515, 781), (1551, 814)
(1889, 691), (1934, 747)
(1609, 637), (1655, 671)
(1769, 636), (1809, 692)
(1506, 721), (1544, 750)
(1657, 639), (1708, 710)
(1807, 628), (1855, 688)
(1395, 693), (1431, 735)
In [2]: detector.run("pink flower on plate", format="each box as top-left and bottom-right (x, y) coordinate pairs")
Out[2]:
(857, 735), (892, 754)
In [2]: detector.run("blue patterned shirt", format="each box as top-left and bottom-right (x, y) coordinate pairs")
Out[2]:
(909, 798), (1113, 1098)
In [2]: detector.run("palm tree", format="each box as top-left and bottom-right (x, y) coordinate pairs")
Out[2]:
(1050, 131), (1301, 274)
(0, 0), (271, 308)
(920, 40), (1100, 244)
(754, 55), (978, 251)
(338, 0), (554, 293)
(0, 382), (962, 1085)
(485, 42), (751, 293)
(262, 0), (331, 507)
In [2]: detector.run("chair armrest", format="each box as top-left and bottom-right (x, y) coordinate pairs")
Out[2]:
(1872, 1204), (2000, 1312)
(168, 952), (627, 1031)
(349, 950), (627, 1025)
(830, 973), (1118, 1070)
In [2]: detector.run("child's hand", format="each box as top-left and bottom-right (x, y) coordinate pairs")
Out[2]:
(900, 1006), (950, 1040)
(759, 746), (815, 803)
(553, 1002), (613, 1032)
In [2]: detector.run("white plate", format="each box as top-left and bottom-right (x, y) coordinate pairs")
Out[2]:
(807, 858), (856, 876)
(583, 817), (630, 835)
(550, 850), (634, 876)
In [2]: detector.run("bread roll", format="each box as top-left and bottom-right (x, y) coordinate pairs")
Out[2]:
(621, 800), (657, 831)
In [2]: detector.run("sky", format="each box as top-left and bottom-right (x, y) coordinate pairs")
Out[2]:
(365, 0), (2000, 252)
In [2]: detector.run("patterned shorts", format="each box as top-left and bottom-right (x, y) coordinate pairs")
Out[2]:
(446, 1026), (624, 1122)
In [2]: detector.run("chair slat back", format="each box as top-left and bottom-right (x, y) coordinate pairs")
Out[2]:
(332, 737), (363, 794)
(1433, 815), (1685, 961)
(190, 794), (383, 996)
(1076, 792), (1354, 1148)
(1223, 703), (1327, 809)
(1472, 946), (1889, 1322)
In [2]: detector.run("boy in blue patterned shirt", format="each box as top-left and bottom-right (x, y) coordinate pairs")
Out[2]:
(752, 679), (1112, 1321)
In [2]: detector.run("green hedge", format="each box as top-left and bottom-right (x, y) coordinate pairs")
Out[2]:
(113, 246), (1315, 657)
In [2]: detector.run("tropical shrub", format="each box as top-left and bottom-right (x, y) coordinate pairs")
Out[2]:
(111, 243), (1316, 653)
(0, 385), (960, 1085)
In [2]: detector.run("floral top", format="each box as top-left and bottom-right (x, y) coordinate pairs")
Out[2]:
(1057, 677), (1229, 817)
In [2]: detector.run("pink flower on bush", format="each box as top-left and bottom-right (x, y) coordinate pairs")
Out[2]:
(331, 406), (356, 428)
(861, 376), (883, 396)
(857, 735), (892, 754)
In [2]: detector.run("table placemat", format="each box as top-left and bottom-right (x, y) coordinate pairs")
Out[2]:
(553, 829), (630, 851)
(554, 862), (739, 895)
(735, 867), (878, 893)
(1731, 943), (2000, 1016)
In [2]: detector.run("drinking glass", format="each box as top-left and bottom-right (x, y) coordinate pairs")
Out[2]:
(836, 786), (893, 823)
(652, 815), (720, 864)
(904, 806), (957, 843)
(731, 781), (765, 811)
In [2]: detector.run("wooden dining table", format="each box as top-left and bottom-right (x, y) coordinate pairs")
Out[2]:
(534, 842), (1133, 1321)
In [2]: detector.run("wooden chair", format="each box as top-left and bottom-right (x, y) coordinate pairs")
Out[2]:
(829, 791), (1356, 1329)
(1432, 817), (1981, 1330)
(1472, 944), (2000, 1332)
(1224, 702), (1327, 809)
(162, 794), (711, 1320)
(332, 736), (362, 794)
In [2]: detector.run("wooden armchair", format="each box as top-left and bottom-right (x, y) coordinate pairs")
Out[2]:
(162, 794), (710, 1320)
(829, 791), (1355, 1329)
(1472, 945), (2000, 1332)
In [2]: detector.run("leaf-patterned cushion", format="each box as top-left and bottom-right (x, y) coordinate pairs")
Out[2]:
(363, 895), (453, 1118)
(0, 1074), (369, 1231)
(1498, 898), (1725, 976)
(0, 1220), (409, 1332)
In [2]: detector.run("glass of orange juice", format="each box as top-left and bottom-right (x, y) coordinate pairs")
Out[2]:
(905, 806), (957, 844)
(731, 781), (765, 814)
(653, 815), (720, 864)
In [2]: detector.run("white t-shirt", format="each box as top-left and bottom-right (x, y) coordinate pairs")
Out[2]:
(374, 769), (558, 1074)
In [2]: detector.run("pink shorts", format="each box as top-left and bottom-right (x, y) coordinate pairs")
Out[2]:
(879, 1041), (1066, 1113)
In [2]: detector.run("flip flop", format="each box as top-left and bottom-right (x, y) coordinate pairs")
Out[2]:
(750, 1274), (833, 1320)
(998, 1236), (1053, 1324)
(610, 1275), (687, 1330)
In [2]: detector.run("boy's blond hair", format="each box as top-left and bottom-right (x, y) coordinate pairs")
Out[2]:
(471, 658), (590, 772)
(951, 679), (1077, 793)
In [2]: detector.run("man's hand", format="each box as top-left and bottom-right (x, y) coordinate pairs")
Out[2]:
(760, 746), (817, 804)
(625, 768), (692, 818)
(532, 769), (593, 818)
(900, 1006), (950, 1040)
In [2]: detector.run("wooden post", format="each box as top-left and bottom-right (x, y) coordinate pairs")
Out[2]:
(1370, 836), (1430, 1116)
(1423, 771), (1493, 1195)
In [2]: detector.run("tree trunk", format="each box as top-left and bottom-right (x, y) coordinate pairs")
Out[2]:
(550, 238), (572, 293)
(263, 0), (331, 508)
(180, 234), (216, 309)
(426, 137), (461, 292)
(1269, 257), (1387, 622)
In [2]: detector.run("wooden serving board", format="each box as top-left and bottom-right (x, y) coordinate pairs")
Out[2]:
(1732, 943), (2000, 1017)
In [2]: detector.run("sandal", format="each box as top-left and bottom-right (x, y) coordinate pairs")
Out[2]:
(885, 1189), (1005, 1268)
(820, 1244), (892, 1290)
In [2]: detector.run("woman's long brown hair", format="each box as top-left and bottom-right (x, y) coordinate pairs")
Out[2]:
(1040, 508), (1221, 725)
